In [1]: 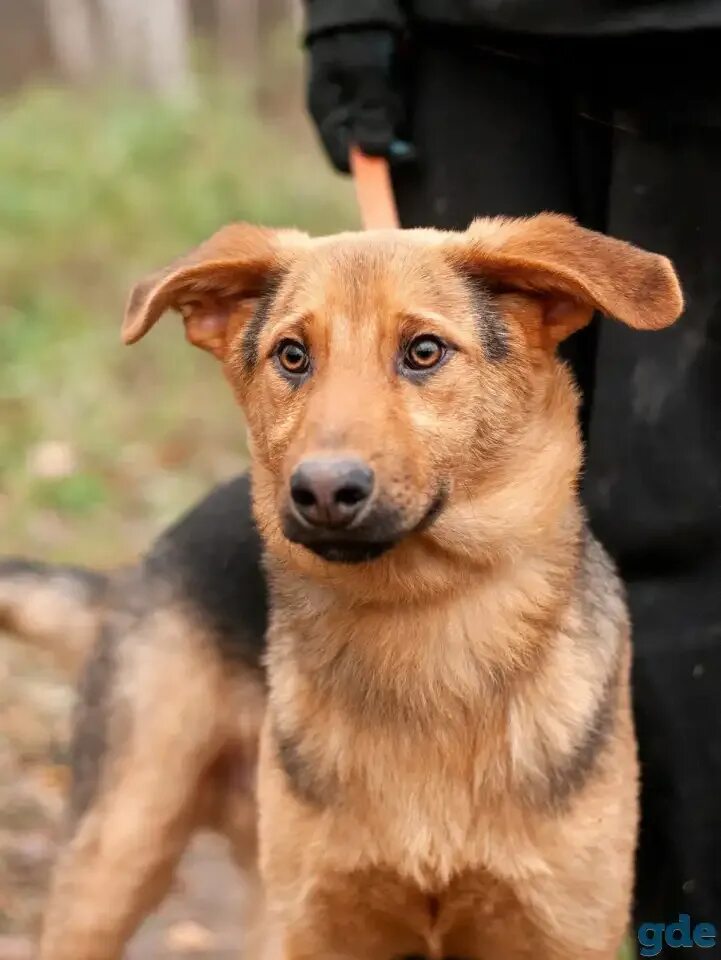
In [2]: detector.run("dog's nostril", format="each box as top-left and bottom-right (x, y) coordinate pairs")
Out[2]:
(335, 483), (368, 507)
(291, 486), (316, 508)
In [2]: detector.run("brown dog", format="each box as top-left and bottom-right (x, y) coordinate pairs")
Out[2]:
(10, 214), (682, 959)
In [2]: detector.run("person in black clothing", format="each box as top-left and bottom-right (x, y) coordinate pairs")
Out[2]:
(303, 1), (721, 953)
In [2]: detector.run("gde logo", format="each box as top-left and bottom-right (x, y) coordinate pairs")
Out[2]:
(638, 915), (717, 957)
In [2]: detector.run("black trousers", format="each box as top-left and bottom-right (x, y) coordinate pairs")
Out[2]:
(393, 28), (721, 953)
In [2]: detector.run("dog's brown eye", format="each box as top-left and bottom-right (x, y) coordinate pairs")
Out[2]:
(404, 336), (445, 371)
(277, 340), (309, 375)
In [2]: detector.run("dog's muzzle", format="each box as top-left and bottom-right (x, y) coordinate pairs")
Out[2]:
(283, 458), (446, 564)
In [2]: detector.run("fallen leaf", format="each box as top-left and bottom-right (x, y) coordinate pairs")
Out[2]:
(26, 441), (77, 479)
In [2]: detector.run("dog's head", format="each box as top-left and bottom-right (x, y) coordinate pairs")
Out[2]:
(124, 216), (682, 582)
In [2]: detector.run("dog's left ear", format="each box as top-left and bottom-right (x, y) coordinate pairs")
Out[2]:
(449, 213), (683, 344)
(122, 223), (301, 359)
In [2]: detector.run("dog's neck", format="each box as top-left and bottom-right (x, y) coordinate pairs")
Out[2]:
(261, 495), (626, 823)
(263, 497), (584, 726)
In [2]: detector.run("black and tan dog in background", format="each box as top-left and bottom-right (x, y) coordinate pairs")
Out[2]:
(0, 214), (683, 959)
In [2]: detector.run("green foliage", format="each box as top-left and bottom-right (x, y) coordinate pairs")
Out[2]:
(0, 82), (356, 564)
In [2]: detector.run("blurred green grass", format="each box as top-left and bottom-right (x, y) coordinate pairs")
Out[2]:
(0, 82), (356, 565)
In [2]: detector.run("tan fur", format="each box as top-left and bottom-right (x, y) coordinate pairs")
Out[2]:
(39, 606), (268, 960)
(40, 215), (681, 959)
(0, 563), (106, 671)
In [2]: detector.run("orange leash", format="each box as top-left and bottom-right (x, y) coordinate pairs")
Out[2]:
(349, 145), (400, 230)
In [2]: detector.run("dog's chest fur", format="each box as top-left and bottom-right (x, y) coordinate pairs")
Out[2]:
(264, 529), (628, 887)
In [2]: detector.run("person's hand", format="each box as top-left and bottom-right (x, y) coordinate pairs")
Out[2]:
(306, 28), (416, 174)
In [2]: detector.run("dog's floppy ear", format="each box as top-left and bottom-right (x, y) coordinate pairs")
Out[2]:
(122, 223), (296, 359)
(449, 213), (683, 345)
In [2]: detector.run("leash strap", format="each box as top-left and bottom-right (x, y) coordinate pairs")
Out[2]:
(349, 145), (400, 230)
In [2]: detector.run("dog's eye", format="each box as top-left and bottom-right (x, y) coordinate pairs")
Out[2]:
(276, 339), (310, 375)
(403, 335), (446, 372)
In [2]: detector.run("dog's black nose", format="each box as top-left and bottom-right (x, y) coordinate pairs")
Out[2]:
(290, 458), (374, 528)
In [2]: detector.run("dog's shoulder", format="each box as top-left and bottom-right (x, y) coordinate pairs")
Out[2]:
(144, 473), (268, 669)
(576, 520), (629, 641)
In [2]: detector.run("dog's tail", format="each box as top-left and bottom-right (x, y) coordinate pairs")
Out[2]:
(0, 558), (110, 672)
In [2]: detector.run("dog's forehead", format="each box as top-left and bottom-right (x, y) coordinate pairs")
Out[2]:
(303, 226), (447, 261)
(281, 229), (461, 307)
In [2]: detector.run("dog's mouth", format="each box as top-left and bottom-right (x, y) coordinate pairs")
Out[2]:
(282, 488), (447, 565)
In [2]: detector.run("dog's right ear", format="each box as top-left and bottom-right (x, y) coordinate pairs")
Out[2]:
(123, 224), (299, 359)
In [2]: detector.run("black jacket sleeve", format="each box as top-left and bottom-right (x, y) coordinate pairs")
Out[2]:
(303, 0), (406, 41)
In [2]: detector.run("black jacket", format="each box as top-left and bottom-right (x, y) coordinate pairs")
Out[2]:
(304, 0), (721, 38)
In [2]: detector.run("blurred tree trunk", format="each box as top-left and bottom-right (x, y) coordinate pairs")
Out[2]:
(44, 0), (98, 82)
(260, 0), (296, 33)
(10, 0), (303, 97)
(97, 0), (194, 98)
(218, 0), (259, 78)
(141, 0), (195, 98)
(0, 0), (54, 92)
(97, 0), (143, 78)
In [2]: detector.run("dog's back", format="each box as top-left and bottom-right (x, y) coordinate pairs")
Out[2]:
(0, 472), (267, 673)
(144, 473), (268, 667)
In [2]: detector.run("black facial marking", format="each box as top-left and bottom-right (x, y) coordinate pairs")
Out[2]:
(275, 723), (334, 807)
(303, 539), (395, 564)
(465, 274), (509, 362)
(241, 272), (285, 368)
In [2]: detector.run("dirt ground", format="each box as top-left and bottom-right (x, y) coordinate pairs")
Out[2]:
(0, 631), (249, 960)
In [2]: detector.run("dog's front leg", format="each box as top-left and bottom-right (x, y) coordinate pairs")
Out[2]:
(256, 721), (433, 960)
